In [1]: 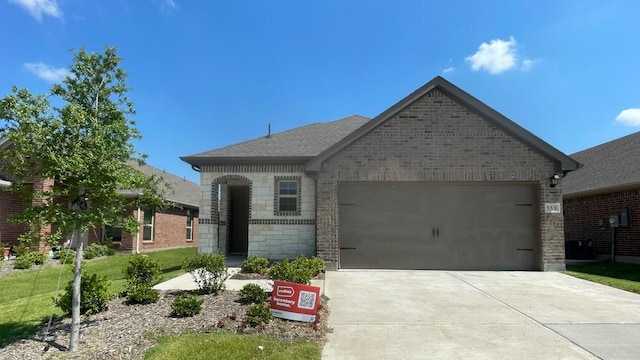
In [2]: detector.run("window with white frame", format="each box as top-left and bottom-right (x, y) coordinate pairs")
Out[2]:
(275, 177), (301, 215)
(186, 209), (193, 241)
(143, 208), (154, 241)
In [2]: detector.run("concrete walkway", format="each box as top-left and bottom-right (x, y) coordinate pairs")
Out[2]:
(321, 271), (640, 360)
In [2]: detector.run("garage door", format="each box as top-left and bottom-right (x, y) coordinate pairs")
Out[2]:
(338, 182), (539, 270)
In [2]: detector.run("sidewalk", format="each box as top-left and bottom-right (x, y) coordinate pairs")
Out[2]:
(153, 267), (325, 292)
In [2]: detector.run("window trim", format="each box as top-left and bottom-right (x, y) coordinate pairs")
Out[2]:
(274, 176), (302, 216)
(142, 208), (154, 242)
(186, 209), (193, 241)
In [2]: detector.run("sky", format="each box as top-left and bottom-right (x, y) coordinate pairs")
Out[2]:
(2, 0), (640, 183)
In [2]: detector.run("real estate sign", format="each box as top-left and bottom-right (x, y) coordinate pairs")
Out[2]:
(270, 280), (321, 322)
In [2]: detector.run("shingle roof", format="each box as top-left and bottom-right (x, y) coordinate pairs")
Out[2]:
(181, 115), (370, 165)
(131, 160), (200, 208)
(563, 131), (640, 197)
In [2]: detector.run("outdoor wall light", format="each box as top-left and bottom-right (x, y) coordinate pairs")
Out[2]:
(549, 174), (560, 188)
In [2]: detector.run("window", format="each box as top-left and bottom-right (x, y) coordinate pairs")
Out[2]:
(186, 209), (193, 241)
(143, 208), (154, 241)
(275, 177), (300, 215)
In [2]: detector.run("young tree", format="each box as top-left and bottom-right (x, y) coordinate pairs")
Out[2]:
(0, 46), (167, 351)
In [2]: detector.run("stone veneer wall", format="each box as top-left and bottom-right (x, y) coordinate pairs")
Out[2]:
(315, 88), (566, 271)
(198, 165), (316, 260)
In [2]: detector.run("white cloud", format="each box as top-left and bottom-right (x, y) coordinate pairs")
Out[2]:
(24, 62), (70, 83)
(161, 0), (178, 11)
(465, 36), (518, 74)
(615, 108), (640, 126)
(442, 66), (455, 74)
(521, 58), (536, 71)
(9, 0), (62, 21)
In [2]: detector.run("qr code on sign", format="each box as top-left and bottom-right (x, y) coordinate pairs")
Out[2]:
(297, 291), (316, 310)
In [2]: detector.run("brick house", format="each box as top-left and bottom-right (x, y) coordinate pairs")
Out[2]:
(182, 76), (579, 271)
(0, 148), (199, 253)
(563, 132), (640, 263)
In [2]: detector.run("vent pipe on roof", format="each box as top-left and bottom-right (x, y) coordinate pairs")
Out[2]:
(266, 123), (271, 138)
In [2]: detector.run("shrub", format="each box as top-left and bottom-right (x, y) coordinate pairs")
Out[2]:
(84, 243), (109, 260)
(240, 256), (270, 274)
(53, 248), (76, 264)
(239, 283), (268, 305)
(123, 255), (162, 305)
(245, 303), (272, 326)
(12, 243), (31, 258)
(21, 251), (47, 265)
(171, 294), (203, 317)
(182, 253), (228, 295)
(126, 284), (160, 305)
(268, 257), (314, 285)
(302, 256), (326, 276)
(124, 255), (162, 287)
(14, 257), (34, 269)
(56, 270), (114, 315)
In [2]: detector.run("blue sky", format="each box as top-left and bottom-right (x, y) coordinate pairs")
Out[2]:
(2, 0), (640, 183)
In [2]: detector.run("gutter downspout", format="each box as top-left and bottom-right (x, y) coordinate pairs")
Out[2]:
(136, 206), (141, 254)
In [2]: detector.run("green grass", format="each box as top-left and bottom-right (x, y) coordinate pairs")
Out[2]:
(565, 261), (640, 294)
(144, 332), (322, 360)
(0, 246), (196, 347)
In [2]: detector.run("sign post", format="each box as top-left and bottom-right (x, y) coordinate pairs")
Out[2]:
(270, 280), (321, 322)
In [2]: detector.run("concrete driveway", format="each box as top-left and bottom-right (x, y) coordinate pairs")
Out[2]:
(321, 271), (640, 360)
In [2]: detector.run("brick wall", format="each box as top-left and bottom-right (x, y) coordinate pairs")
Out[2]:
(89, 206), (198, 253)
(564, 188), (640, 261)
(0, 189), (29, 246)
(316, 88), (565, 270)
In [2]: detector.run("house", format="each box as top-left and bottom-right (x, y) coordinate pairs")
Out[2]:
(88, 161), (200, 253)
(563, 131), (640, 264)
(182, 76), (580, 271)
(0, 148), (199, 253)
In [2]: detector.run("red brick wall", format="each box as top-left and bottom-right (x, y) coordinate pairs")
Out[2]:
(564, 188), (640, 258)
(0, 190), (29, 246)
(90, 207), (199, 253)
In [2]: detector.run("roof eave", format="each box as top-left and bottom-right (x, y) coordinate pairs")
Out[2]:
(181, 156), (314, 167)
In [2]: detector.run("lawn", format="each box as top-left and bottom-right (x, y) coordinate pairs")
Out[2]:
(144, 332), (322, 360)
(0, 246), (196, 347)
(565, 261), (640, 294)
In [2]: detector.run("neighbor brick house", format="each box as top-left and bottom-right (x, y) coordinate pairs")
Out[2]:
(0, 143), (199, 253)
(182, 76), (580, 271)
(563, 131), (640, 264)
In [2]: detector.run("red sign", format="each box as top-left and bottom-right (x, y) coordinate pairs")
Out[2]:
(270, 280), (321, 322)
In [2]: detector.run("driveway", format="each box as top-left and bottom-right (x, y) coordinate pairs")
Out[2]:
(321, 271), (640, 360)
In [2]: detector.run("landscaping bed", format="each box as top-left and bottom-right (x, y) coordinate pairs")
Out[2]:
(0, 289), (329, 359)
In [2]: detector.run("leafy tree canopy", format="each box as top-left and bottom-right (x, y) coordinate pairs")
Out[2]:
(0, 46), (167, 245)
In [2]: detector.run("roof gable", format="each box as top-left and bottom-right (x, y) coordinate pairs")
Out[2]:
(563, 131), (640, 197)
(181, 115), (370, 166)
(131, 160), (200, 208)
(306, 76), (580, 172)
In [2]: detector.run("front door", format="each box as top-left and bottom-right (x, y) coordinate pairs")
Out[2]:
(228, 186), (249, 254)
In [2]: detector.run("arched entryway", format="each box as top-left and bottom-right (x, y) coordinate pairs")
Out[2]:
(211, 175), (252, 254)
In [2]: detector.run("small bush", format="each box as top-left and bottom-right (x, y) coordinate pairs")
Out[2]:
(23, 251), (47, 265)
(301, 256), (326, 276)
(239, 283), (268, 305)
(124, 255), (162, 287)
(171, 294), (203, 317)
(245, 303), (272, 326)
(84, 243), (109, 260)
(182, 253), (228, 295)
(12, 243), (31, 257)
(126, 284), (160, 305)
(57, 270), (114, 315)
(240, 256), (270, 274)
(268, 257), (314, 285)
(54, 248), (76, 264)
(14, 257), (34, 269)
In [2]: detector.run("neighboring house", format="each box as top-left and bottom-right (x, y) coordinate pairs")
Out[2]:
(182, 76), (580, 271)
(0, 145), (199, 253)
(87, 161), (200, 253)
(563, 131), (640, 264)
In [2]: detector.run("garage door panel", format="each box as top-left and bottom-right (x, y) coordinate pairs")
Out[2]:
(338, 182), (539, 270)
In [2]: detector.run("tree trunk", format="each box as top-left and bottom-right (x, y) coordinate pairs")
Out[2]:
(69, 230), (83, 352)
